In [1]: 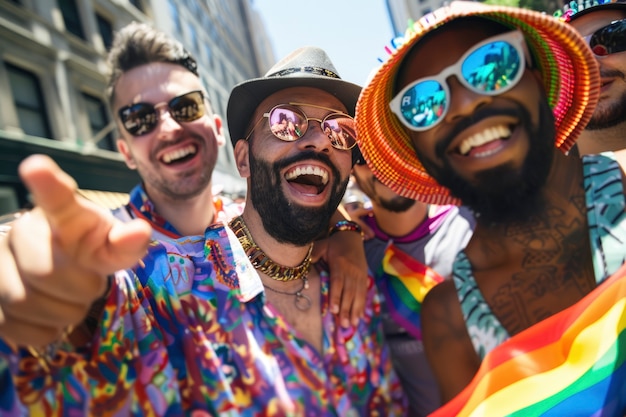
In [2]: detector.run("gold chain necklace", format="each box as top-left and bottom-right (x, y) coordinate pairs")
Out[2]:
(228, 215), (313, 282)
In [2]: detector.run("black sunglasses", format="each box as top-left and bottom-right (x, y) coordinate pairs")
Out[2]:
(585, 19), (626, 57)
(118, 90), (206, 136)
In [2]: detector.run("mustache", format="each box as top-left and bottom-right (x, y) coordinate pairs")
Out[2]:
(435, 106), (523, 159)
(599, 68), (625, 80)
(273, 150), (341, 179)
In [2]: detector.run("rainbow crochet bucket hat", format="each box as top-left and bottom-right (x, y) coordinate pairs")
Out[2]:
(356, 1), (599, 205)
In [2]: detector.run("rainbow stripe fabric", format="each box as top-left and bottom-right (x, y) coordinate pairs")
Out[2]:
(376, 243), (444, 340)
(430, 264), (626, 417)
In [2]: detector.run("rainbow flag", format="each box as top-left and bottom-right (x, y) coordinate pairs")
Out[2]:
(376, 243), (444, 340)
(430, 264), (626, 417)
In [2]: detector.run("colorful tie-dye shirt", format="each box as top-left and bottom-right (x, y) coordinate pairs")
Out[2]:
(0, 223), (406, 416)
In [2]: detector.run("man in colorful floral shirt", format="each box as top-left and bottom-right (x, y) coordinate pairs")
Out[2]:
(104, 23), (368, 327)
(0, 46), (407, 415)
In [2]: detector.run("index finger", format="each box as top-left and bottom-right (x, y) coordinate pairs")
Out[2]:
(18, 154), (83, 229)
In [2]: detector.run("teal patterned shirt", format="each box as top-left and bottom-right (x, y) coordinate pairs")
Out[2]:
(454, 152), (626, 359)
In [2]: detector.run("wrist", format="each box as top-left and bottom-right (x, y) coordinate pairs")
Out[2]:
(328, 220), (363, 238)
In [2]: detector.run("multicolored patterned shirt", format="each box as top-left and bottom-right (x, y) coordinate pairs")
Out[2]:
(0, 222), (406, 416)
(454, 152), (626, 359)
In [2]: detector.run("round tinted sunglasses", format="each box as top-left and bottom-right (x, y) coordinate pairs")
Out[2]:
(118, 90), (206, 136)
(245, 102), (357, 150)
(389, 30), (527, 131)
(585, 19), (626, 57)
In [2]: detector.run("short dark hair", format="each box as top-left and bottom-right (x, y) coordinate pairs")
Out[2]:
(105, 22), (199, 107)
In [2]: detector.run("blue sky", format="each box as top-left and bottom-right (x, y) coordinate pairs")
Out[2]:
(253, 0), (396, 87)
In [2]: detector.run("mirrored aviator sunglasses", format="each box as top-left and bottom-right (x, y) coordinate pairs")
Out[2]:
(118, 90), (206, 136)
(246, 103), (357, 150)
(586, 19), (626, 57)
(389, 30), (527, 131)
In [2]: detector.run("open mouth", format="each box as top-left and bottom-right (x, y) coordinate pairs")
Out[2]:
(456, 124), (512, 157)
(285, 165), (329, 195)
(161, 144), (197, 164)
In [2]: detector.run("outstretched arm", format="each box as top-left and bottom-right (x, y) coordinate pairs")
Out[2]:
(0, 154), (151, 348)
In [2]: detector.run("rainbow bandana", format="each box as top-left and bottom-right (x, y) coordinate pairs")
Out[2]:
(376, 244), (444, 340)
(430, 264), (626, 417)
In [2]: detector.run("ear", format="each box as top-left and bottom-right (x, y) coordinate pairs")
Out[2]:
(233, 139), (251, 178)
(212, 114), (226, 147)
(116, 138), (137, 170)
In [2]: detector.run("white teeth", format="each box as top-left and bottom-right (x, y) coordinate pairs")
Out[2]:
(162, 145), (196, 163)
(458, 125), (511, 155)
(285, 165), (329, 185)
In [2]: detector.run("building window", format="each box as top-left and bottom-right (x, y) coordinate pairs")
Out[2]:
(57, 0), (85, 39)
(96, 14), (113, 50)
(82, 93), (115, 151)
(129, 0), (144, 13)
(188, 25), (199, 56)
(168, 0), (181, 34)
(204, 44), (213, 70)
(6, 62), (52, 139)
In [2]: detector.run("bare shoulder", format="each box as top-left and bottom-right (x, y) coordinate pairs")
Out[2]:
(422, 280), (466, 343)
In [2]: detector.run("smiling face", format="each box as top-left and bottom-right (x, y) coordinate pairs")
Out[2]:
(235, 87), (353, 244)
(113, 62), (225, 202)
(395, 18), (556, 223)
(570, 10), (626, 132)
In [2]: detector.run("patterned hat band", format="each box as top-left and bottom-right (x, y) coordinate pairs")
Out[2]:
(268, 66), (340, 79)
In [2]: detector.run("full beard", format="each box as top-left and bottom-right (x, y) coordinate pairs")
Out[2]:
(419, 98), (555, 225)
(249, 150), (348, 245)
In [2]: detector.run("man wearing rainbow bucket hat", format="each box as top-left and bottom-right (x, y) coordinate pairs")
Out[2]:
(357, 1), (626, 415)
